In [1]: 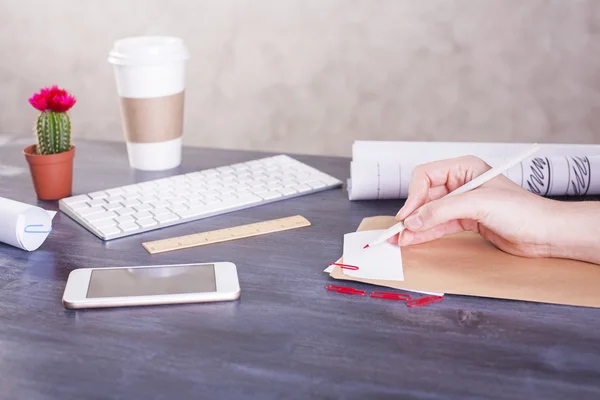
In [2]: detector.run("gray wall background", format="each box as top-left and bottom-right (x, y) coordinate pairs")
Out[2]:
(1, 0), (599, 157)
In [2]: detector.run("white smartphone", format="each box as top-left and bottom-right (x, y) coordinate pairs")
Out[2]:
(62, 262), (241, 309)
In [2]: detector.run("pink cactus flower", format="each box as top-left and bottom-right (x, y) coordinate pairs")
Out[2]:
(29, 86), (76, 113)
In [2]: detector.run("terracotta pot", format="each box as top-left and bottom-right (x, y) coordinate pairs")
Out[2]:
(23, 145), (75, 200)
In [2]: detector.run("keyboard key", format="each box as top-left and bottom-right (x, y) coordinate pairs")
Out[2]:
(157, 192), (175, 201)
(105, 195), (124, 204)
(89, 191), (108, 200)
(251, 186), (268, 194)
(215, 186), (235, 194)
(104, 203), (123, 211)
(187, 199), (205, 207)
(133, 203), (152, 212)
(236, 174), (252, 182)
(115, 215), (135, 224)
(173, 188), (191, 197)
(235, 188), (251, 196)
(232, 183), (250, 190)
(264, 180), (281, 187)
(185, 194), (204, 202)
(99, 226), (121, 237)
(133, 211), (153, 220)
(62, 194), (89, 205)
(266, 185), (284, 192)
(118, 222), (139, 232)
(116, 207), (135, 216)
(155, 213), (180, 224)
(204, 198), (222, 205)
(122, 193), (140, 201)
(169, 197), (187, 205)
(189, 182), (208, 190)
(137, 218), (158, 228)
(281, 179), (298, 187)
(219, 194), (238, 202)
(169, 203), (189, 212)
(248, 180), (266, 188)
(79, 206), (106, 216)
(86, 211), (118, 222)
(122, 199), (141, 207)
(156, 186), (174, 194)
(139, 195), (158, 203)
(150, 200), (170, 209)
(88, 199), (107, 207)
(151, 207), (170, 216)
(70, 201), (91, 211)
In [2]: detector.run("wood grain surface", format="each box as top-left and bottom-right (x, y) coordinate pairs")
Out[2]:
(0, 135), (599, 400)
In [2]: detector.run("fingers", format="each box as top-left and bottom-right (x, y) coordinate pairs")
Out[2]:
(397, 220), (465, 246)
(403, 190), (491, 232)
(429, 185), (449, 200)
(396, 170), (432, 221)
(396, 156), (492, 221)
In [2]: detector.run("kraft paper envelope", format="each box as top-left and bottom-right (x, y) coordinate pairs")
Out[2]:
(330, 216), (600, 308)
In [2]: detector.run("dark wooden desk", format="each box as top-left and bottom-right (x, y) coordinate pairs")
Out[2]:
(0, 136), (599, 399)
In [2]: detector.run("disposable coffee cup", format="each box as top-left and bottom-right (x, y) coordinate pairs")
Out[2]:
(108, 36), (190, 171)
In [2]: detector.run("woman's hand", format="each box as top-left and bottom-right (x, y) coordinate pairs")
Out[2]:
(389, 155), (600, 264)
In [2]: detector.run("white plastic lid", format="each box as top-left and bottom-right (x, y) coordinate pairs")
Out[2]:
(108, 36), (190, 65)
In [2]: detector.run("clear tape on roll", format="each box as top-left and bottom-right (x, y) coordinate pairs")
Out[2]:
(0, 197), (56, 251)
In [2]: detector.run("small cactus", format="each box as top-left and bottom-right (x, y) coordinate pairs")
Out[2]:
(28, 85), (76, 155)
(35, 111), (72, 155)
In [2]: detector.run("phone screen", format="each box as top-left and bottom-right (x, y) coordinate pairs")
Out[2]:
(86, 264), (216, 298)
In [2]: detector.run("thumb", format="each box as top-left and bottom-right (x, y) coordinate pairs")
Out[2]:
(403, 191), (490, 231)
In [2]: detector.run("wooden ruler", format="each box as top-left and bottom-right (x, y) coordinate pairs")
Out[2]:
(142, 215), (311, 254)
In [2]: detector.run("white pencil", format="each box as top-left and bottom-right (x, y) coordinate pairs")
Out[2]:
(363, 143), (541, 249)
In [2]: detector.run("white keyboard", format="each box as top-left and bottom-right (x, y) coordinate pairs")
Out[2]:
(59, 155), (343, 240)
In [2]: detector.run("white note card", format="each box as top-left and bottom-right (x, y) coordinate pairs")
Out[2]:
(342, 230), (404, 281)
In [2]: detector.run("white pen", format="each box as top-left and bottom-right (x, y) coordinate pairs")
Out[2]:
(363, 143), (541, 249)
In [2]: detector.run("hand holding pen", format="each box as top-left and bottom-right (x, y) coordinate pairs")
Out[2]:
(378, 145), (600, 265)
(358, 144), (592, 265)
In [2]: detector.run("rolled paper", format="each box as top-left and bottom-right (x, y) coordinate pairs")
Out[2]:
(347, 141), (600, 200)
(0, 197), (56, 251)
